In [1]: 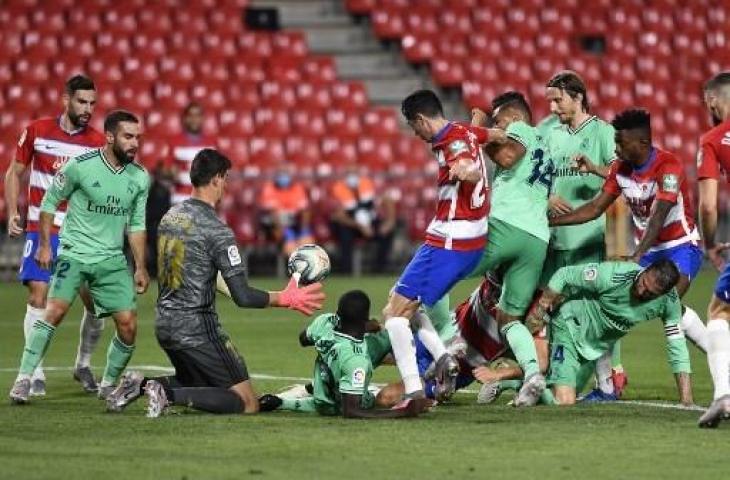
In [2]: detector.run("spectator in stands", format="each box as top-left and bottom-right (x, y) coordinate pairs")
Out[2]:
(167, 102), (217, 205)
(258, 164), (314, 257)
(330, 165), (396, 273)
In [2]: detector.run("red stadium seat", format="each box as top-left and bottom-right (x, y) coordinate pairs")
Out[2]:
(153, 81), (191, 110)
(167, 30), (202, 56)
(208, 7), (244, 35)
(13, 57), (49, 85)
(218, 109), (255, 137)
(137, 5), (172, 34)
(372, 7), (406, 39)
(346, 0), (377, 14)
(321, 136), (358, 165)
(249, 137), (285, 165)
(254, 108), (291, 137)
(201, 32), (238, 59)
(272, 31), (309, 58)
(325, 108), (361, 139)
(331, 81), (368, 111)
(23, 30), (59, 59)
(5, 85), (42, 111)
(302, 56), (337, 83)
(218, 137), (250, 168)
(139, 138), (170, 171)
(362, 107), (400, 137)
(158, 55), (196, 83)
(229, 58), (266, 83)
(190, 82), (227, 110)
(171, 7), (208, 34)
(145, 110), (181, 137)
(291, 110), (326, 138)
(266, 57), (303, 84)
(226, 82), (261, 110)
(121, 57), (159, 83)
(402, 34), (436, 64)
(259, 81), (297, 108)
(117, 83), (154, 112)
(103, 8), (138, 34)
(285, 136), (321, 166)
(405, 9), (439, 36)
(296, 82), (332, 110)
(237, 32), (273, 58)
(357, 136), (394, 171)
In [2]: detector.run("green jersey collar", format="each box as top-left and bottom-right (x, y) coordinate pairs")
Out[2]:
(99, 149), (126, 174)
(568, 115), (597, 135)
(334, 331), (364, 343)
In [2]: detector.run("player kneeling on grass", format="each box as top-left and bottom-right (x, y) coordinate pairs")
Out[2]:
(105, 148), (325, 417)
(259, 290), (425, 418)
(532, 259), (694, 406)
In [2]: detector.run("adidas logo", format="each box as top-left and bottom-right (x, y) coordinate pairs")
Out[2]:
(92, 181), (101, 188)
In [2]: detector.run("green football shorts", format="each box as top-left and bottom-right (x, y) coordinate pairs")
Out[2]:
(49, 254), (136, 317)
(470, 218), (548, 317)
(540, 243), (606, 287)
(546, 314), (583, 388)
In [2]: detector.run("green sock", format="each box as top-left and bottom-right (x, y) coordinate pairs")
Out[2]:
(281, 397), (317, 413)
(101, 335), (135, 386)
(500, 321), (540, 378)
(498, 379), (522, 392)
(611, 340), (622, 369)
(19, 320), (56, 377)
(424, 295), (451, 337)
(540, 389), (559, 405)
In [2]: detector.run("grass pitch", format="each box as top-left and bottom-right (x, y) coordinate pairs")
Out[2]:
(0, 272), (727, 480)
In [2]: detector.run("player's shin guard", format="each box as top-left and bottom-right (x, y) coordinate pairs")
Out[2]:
(500, 321), (539, 378)
(706, 319), (730, 400)
(281, 397), (317, 413)
(23, 305), (47, 381)
(75, 309), (105, 368)
(18, 319), (56, 380)
(414, 311), (447, 360)
(170, 388), (244, 414)
(384, 316), (422, 395)
(101, 335), (135, 387)
(680, 306), (707, 352)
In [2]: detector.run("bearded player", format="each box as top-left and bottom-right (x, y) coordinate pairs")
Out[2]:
(381, 90), (493, 402)
(697, 72), (730, 428)
(4, 75), (107, 395)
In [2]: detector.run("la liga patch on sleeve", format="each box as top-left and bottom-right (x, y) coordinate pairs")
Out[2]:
(227, 245), (242, 266)
(662, 174), (679, 193)
(351, 368), (366, 388)
(583, 267), (597, 281)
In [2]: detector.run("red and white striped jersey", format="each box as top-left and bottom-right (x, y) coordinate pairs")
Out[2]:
(424, 122), (489, 251)
(167, 133), (217, 205)
(697, 118), (730, 183)
(603, 147), (699, 251)
(15, 117), (105, 233)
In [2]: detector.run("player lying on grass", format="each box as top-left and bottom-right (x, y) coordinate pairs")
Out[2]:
(532, 260), (694, 406)
(105, 149), (325, 417)
(549, 108), (707, 357)
(10, 110), (150, 404)
(258, 290), (425, 418)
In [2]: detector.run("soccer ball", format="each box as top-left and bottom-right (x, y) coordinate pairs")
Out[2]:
(287, 244), (331, 285)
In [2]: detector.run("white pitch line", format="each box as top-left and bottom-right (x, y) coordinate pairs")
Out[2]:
(0, 366), (708, 411)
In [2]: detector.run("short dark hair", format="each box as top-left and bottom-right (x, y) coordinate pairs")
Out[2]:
(65, 75), (95, 96)
(646, 259), (680, 294)
(491, 91), (532, 122)
(546, 70), (590, 112)
(704, 72), (730, 92)
(103, 110), (139, 134)
(611, 108), (651, 139)
(190, 148), (231, 187)
(401, 90), (444, 121)
(336, 290), (370, 328)
(183, 101), (203, 116)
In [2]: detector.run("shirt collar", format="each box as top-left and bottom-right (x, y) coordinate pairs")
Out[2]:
(431, 122), (453, 144)
(57, 115), (85, 136)
(632, 147), (657, 173)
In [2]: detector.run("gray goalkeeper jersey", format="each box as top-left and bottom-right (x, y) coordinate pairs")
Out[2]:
(155, 198), (247, 350)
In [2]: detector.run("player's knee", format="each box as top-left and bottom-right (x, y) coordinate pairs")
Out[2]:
(114, 313), (137, 343)
(27, 286), (48, 309)
(554, 388), (576, 406)
(44, 301), (68, 326)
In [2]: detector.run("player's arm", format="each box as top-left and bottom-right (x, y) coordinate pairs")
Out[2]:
(128, 175), (150, 294)
(4, 157), (28, 237)
(662, 298), (694, 406)
(572, 154), (610, 178)
(549, 190), (617, 226)
(486, 138), (525, 170)
(36, 160), (79, 269)
(341, 393), (420, 419)
(631, 199), (673, 262)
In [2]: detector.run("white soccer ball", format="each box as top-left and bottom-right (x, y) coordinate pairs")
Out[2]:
(287, 244), (331, 285)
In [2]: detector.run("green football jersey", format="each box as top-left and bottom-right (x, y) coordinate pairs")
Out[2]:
(538, 115), (616, 251)
(547, 262), (690, 373)
(305, 314), (374, 413)
(490, 121), (554, 242)
(40, 149), (149, 264)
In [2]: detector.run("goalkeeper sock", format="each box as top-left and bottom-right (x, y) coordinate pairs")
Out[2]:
(500, 321), (540, 378)
(101, 335), (135, 386)
(680, 306), (707, 352)
(170, 388), (244, 414)
(75, 309), (104, 368)
(281, 397), (317, 413)
(18, 319), (56, 378)
(385, 316), (422, 395)
(423, 295), (451, 335)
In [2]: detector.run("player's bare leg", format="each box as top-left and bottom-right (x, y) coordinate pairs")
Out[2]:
(73, 288), (103, 392)
(98, 310), (137, 399)
(552, 385), (576, 405)
(699, 296), (730, 427)
(24, 280), (50, 396)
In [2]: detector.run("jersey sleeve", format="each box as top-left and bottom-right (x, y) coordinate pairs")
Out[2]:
(14, 124), (35, 166)
(602, 161), (621, 195)
(654, 158), (683, 203)
(697, 138), (721, 180)
(128, 173), (150, 232)
(442, 135), (474, 167)
(547, 263), (602, 297)
(210, 226), (247, 279)
(40, 158), (79, 214)
(599, 124), (617, 166)
(305, 314), (337, 344)
(338, 356), (372, 395)
(661, 293), (691, 374)
(469, 125), (490, 144)
(505, 121), (533, 151)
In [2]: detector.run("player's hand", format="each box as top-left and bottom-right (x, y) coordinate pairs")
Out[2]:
(472, 366), (502, 384)
(449, 159), (481, 183)
(471, 108), (488, 127)
(707, 243), (730, 271)
(7, 213), (23, 237)
(35, 244), (52, 270)
(548, 195), (573, 216)
(571, 153), (597, 174)
(278, 277), (325, 316)
(134, 268), (150, 294)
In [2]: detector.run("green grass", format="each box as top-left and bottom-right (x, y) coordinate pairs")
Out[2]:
(0, 272), (728, 480)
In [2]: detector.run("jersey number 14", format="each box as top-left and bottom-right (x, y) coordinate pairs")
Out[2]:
(527, 149), (555, 194)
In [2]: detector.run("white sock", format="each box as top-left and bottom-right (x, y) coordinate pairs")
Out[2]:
(707, 319), (730, 400)
(415, 311), (447, 360)
(24, 305), (46, 381)
(75, 309), (105, 368)
(680, 306), (707, 352)
(595, 349), (614, 395)
(384, 316), (422, 394)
